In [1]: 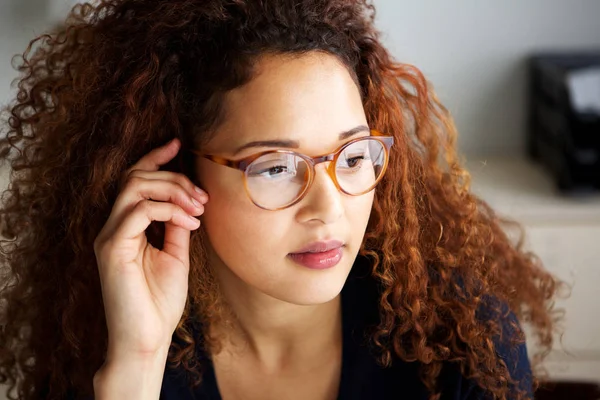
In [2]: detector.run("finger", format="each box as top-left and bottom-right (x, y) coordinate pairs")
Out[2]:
(104, 177), (205, 237)
(129, 138), (181, 173)
(121, 176), (205, 215)
(113, 200), (200, 243)
(163, 221), (192, 266)
(127, 170), (209, 204)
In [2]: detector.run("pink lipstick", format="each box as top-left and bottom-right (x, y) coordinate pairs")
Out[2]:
(288, 240), (344, 270)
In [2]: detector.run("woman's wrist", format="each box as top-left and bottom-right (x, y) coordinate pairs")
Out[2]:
(94, 344), (171, 400)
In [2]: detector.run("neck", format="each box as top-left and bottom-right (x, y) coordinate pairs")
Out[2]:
(209, 257), (343, 372)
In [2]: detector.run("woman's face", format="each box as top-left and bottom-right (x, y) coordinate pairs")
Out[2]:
(195, 53), (374, 305)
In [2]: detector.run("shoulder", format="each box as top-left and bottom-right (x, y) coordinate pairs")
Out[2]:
(344, 256), (533, 399)
(480, 296), (534, 398)
(438, 301), (533, 399)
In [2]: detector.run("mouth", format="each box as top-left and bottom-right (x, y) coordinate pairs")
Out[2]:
(288, 240), (345, 270)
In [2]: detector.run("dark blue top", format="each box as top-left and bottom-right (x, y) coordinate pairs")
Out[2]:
(160, 255), (533, 400)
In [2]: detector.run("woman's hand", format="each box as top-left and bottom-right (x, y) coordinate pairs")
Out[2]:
(93, 138), (208, 363)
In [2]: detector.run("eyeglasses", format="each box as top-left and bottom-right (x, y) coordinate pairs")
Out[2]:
(189, 129), (394, 211)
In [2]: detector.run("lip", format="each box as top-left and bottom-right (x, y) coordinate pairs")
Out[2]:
(290, 240), (344, 254)
(287, 248), (344, 270)
(288, 240), (345, 270)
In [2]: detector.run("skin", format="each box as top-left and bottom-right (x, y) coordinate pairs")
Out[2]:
(194, 52), (375, 399)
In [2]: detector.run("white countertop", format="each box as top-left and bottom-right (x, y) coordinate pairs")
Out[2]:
(464, 155), (600, 225)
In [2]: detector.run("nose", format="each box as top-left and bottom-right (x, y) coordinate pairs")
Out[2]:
(295, 162), (344, 225)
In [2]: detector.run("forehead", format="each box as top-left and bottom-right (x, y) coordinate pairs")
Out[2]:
(203, 52), (366, 155)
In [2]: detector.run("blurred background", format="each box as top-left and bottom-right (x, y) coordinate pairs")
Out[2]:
(1, 0), (600, 398)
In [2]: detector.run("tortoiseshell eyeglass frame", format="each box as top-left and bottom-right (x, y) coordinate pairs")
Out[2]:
(188, 129), (394, 211)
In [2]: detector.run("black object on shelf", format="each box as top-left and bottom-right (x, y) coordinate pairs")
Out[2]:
(527, 51), (600, 193)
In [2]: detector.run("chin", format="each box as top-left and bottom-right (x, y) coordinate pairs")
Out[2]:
(275, 289), (343, 306)
(268, 267), (350, 306)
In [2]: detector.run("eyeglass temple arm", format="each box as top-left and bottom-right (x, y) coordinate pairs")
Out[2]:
(188, 151), (252, 171)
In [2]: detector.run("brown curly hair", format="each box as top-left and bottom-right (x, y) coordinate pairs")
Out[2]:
(0, 0), (565, 399)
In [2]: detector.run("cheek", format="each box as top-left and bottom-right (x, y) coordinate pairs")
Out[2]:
(346, 191), (375, 225)
(343, 192), (375, 250)
(200, 179), (290, 264)
(201, 194), (297, 295)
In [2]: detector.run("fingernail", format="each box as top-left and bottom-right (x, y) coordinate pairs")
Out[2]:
(187, 214), (201, 226)
(195, 186), (208, 197)
(191, 197), (202, 208)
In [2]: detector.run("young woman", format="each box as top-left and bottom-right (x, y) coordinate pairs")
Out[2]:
(0, 1), (563, 399)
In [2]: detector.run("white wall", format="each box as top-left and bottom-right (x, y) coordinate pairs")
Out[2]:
(374, 0), (600, 155)
(0, 0), (77, 108)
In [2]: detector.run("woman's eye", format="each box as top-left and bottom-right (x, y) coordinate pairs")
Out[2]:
(264, 166), (287, 175)
(347, 156), (364, 167)
(341, 155), (365, 169)
(250, 164), (290, 178)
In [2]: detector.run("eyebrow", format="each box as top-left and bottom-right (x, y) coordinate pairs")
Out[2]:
(232, 124), (370, 155)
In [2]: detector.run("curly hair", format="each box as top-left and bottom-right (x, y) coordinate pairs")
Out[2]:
(0, 0), (565, 399)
